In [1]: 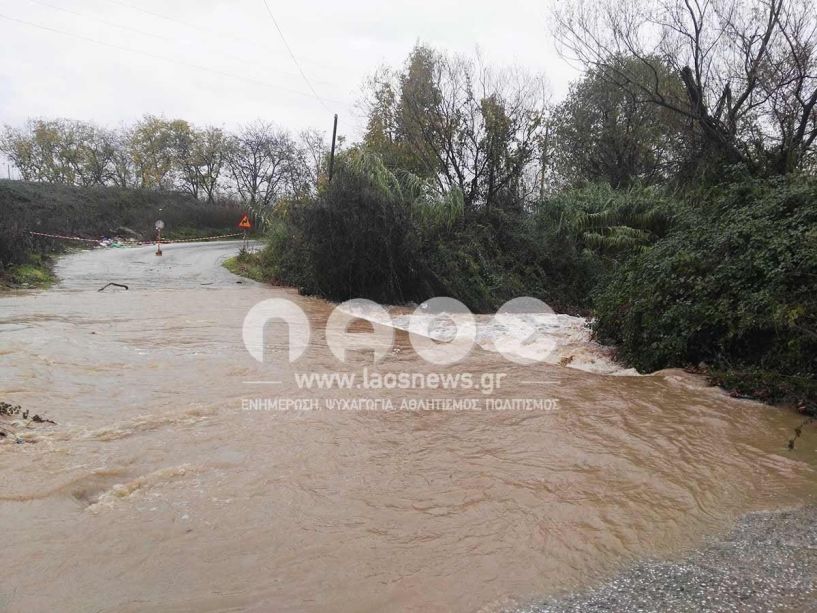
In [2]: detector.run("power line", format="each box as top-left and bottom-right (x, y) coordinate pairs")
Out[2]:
(100, 0), (343, 73)
(0, 11), (350, 108)
(28, 0), (165, 40)
(27, 0), (343, 90)
(261, 0), (330, 113)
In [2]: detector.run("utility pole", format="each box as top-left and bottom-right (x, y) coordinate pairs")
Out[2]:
(328, 113), (338, 182)
(539, 121), (550, 201)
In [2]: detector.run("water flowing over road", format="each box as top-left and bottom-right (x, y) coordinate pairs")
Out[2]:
(1, 241), (816, 612)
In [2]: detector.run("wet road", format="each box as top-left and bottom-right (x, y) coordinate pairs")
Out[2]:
(54, 240), (262, 290)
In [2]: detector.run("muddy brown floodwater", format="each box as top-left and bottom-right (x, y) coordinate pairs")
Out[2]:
(1, 242), (816, 612)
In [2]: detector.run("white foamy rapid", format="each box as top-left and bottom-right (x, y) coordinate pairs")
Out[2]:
(337, 301), (638, 375)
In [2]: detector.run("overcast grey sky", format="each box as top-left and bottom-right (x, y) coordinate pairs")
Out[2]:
(0, 0), (579, 140)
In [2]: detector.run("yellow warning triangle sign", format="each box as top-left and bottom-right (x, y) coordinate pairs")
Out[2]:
(238, 214), (252, 230)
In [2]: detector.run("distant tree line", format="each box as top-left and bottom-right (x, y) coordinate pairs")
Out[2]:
(5, 0), (814, 211)
(0, 116), (328, 209)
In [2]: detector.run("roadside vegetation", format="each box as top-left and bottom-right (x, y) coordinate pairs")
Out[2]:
(222, 248), (269, 283)
(0, 255), (56, 290)
(2, 0), (815, 408)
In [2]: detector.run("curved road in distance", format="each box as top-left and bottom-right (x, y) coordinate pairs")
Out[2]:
(54, 240), (262, 291)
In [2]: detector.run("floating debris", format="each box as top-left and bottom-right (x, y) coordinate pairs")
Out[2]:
(0, 401), (56, 444)
(97, 282), (129, 292)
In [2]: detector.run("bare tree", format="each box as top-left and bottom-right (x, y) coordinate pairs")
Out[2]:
(67, 122), (121, 187)
(226, 121), (304, 210)
(0, 119), (113, 186)
(299, 128), (327, 193)
(1, 119), (67, 183)
(176, 127), (228, 201)
(364, 46), (549, 209)
(1, 117), (311, 202)
(109, 129), (135, 188)
(1, 122), (42, 182)
(129, 115), (192, 189)
(553, 0), (817, 174)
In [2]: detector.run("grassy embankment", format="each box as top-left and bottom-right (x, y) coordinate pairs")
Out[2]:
(0, 179), (248, 289)
(222, 249), (268, 283)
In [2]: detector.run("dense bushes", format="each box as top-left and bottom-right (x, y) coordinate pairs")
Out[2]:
(266, 152), (423, 303)
(266, 152), (550, 310)
(263, 151), (669, 313)
(528, 184), (674, 310)
(593, 174), (817, 404)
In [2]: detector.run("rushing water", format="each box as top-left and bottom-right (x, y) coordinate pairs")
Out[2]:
(1, 243), (816, 612)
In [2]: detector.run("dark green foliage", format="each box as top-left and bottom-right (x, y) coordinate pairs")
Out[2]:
(262, 42), (815, 408)
(415, 208), (556, 313)
(265, 146), (816, 407)
(424, 204), (600, 314)
(535, 182), (672, 255)
(593, 174), (817, 403)
(551, 57), (687, 188)
(263, 151), (666, 313)
(269, 151), (423, 303)
(707, 369), (817, 413)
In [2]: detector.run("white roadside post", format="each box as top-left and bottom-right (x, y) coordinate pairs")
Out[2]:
(155, 220), (165, 256)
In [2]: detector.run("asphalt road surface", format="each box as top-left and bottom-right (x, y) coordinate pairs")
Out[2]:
(54, 240), (261, 291)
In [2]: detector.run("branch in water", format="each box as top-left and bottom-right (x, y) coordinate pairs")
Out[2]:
(98, 283), (129, 292)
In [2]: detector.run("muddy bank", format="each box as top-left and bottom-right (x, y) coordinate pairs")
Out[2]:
(520, 505), (817, 613)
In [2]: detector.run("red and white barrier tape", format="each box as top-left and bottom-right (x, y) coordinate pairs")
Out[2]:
(28, 231), (102, 244)
(154, 233), (244, 244)
(29, 230), (245, 246)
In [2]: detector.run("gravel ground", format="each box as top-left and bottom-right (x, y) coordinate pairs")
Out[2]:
(520, 506), (817, 613)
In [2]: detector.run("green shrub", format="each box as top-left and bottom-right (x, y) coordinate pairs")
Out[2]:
(593, 174), (817, 403)
(263, 154), (671, 314)
(267, 151), (424, 303)
(528, 184), (673, 312)
(265, 153), (560, 311)
(222, 250), (267, 283)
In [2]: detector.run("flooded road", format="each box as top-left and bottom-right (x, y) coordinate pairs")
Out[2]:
(1, 242), (816, 612)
